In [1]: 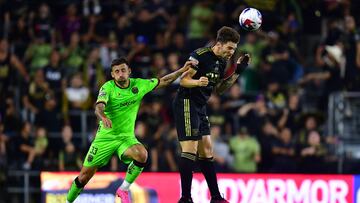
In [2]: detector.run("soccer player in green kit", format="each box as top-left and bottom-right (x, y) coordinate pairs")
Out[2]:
(66, 57), (197, 203)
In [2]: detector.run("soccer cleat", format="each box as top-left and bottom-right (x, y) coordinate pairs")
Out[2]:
(210, 197), (230, 203)
(178, 197), (194, 203)
(116, 188), (131, 203)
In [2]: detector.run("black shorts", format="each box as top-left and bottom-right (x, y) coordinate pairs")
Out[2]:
(172, 97), (210, 141)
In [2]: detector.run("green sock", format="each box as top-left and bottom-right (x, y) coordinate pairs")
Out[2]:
(67, 177), (84, 202)
(124, 160), (145, 184)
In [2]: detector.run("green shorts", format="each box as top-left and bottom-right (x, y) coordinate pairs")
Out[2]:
(83, 136), (140, 168)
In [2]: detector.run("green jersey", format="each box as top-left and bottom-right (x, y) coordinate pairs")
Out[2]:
(95, 78), (159, 139)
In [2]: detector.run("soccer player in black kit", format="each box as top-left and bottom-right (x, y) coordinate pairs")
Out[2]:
(173, 26), (250, 203)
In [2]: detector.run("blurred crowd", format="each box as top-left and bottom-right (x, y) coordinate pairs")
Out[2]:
(0, 0), (360, 192)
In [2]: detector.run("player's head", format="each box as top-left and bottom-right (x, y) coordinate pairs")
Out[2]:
(111, 57), (131, 84)
(214, 26), (240, 59)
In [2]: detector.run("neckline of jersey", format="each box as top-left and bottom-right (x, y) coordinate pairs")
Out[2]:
(114, 79), (131, 89)
(209, 46), (223, 60)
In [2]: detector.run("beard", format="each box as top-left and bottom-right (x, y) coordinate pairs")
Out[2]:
(116, 77), (127, 85)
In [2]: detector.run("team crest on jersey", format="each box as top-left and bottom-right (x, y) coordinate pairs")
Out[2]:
(132, 87), (139, 94)
(87, 155), (93, 162)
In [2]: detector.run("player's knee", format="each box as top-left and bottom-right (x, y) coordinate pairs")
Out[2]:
(135, 148), (148, 163)
(200, 146), (213, 157)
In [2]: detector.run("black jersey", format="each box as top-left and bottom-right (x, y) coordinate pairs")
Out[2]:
(176, 47), (227, 105)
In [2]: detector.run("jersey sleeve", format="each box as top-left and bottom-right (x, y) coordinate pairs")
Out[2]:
(188, 51), (200, 71)
(96, 83), (111, 105)
(138, 78), (160, 95)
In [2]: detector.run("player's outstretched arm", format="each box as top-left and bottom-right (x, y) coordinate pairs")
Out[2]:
(95, 102), (112, 128)
(155, 60), (198, 89)
(215, 54), (250, 95)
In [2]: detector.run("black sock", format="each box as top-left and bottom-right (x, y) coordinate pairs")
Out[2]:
(198, 157), (221, 198)
(179, 152), (196, 198)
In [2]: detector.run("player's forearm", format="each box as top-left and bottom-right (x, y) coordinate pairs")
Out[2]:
(215, 73), (239, 95)
(180, 77), (200, 88)
(158, 69), (184, 88)
(95, 103), (106, 119)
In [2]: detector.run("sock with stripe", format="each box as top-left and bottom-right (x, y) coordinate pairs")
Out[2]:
(120, 160), (146, 191)
(179, 152), (196, 198)
(66, 177), (85, 202)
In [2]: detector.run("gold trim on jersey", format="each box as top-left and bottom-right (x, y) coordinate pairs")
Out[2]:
(195, 47), (211, 55)
(184, 99), (191, 136)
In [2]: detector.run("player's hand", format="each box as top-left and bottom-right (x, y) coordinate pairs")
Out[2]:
(197, 77), (209, 87)
(101, 117), (112, 128)
(181, 60), (198, 73)
(235, 54), (251, 74)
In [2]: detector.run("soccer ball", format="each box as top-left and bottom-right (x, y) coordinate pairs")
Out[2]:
(239, 8), (262, 31)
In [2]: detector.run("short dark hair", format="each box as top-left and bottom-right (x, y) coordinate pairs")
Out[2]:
(111, 57), (129, 70)
(216, 26), (240, 44)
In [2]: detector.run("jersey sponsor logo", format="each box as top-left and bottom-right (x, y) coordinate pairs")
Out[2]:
(120, 100), (137, 107)
(131, 87), (139, 94)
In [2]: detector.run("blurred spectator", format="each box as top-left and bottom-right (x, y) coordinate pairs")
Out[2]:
(0, 38), (29, 103)
(59, 142), (82, 171)
(2, 97), (22, 136)
(24, 36), (52, 73)
(12, 122), (34, 170)
(64, 73), (91, 110)
(260, 31), (294, 86)
(150, 53), (168, 78)
(265, 80), (287, 110)
(343, 15), (360, 91)
(238, 94), (271, 137)
(34, 95), (62, 132)
(211, 125), (232, 172)
(82, 0), (101, 16)
(63, 73), (91, 132)
(33, 127), (48, 166)
(57, 3), (81, 43)
(270, 128), (297, 173)
(82, 47), (105, 94)
(277, 91), (302, 132)
(9, 15), (31, 58)
(296, 114), (320, 148)
(29, 3), (55, 45)
(43, 50), (66, 95)
(60, 32), (86, 75)
(208, 95), (227, 135)
(299, 130), (327, 173)
(258, 121), (278, 172)
(22, 69), (51, 123)
(188, 1), (214, 48)
(229, 127), (260, 173)
(80, 15), (107, 45)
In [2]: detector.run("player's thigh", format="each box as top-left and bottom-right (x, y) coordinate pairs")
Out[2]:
(198, 135), (213, 158)
(180, 140), (198, 154)
(116, 136), (141, 164)
(83, 139), (119, 168)
(173, 98), (202, 141)
(198, 105), (211, 136)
